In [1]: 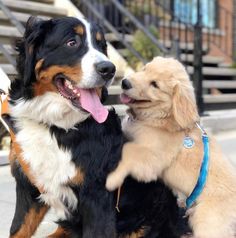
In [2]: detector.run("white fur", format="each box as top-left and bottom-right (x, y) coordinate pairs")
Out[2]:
(10, 92), (89, 130)
(15, 118), (78, 218)
(8, 16), (113, 220)
(79, 18), (114, 88)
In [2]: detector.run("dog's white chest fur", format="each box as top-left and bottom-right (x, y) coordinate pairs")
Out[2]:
(15, 119), (77, 219)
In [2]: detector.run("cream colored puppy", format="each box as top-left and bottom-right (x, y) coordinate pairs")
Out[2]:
(106, 57), (236, 238)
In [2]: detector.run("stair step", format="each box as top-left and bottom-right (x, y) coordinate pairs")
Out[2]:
(187, 66), (236, 77)
(19, 0), (54, 4)
(204, 94), (236, 103)
(163, 41), (208, 53)
(180, 54), (224, 65)
(0, 10), (50, 24)
(0, 64), (16, 75)
(203, 80), (236, 89)
(0, 45), (16, 63)
(1, 0), (67, 17)
(118, 49), (223, 66)
(106, 33), (208, 53)
(219, 62), (232, 68)
(0, 44), (16, 54)
(0, 26), (21, 39)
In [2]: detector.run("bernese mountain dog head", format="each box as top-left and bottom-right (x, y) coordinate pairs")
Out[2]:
(10, 16), (115, 129)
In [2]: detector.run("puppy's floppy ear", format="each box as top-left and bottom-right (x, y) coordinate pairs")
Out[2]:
(172, 82), (199, 129)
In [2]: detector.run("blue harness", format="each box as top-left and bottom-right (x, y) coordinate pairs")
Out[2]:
(186, 124), (210, 208)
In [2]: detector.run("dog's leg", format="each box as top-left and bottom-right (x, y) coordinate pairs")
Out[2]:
(9, 162), (49, 238)
(106, 143), (163, 191)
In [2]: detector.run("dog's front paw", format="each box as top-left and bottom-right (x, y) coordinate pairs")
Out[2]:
(106, 171), (124, 191)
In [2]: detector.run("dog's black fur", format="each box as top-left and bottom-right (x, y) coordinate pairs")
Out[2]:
(8, 16), (186, 238)
(49, 110), (180, 238)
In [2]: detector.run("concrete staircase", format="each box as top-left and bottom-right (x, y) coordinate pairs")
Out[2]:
(106, 32), (236, 112)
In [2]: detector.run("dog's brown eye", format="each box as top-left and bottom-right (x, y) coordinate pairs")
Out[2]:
(150, 81), (158, 88)
(66, 39), (78, 47)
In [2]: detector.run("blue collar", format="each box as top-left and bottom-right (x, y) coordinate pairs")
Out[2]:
(186, 123), (210, 208)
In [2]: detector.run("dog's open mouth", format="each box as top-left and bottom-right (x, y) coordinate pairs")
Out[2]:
(54, 74), (108, 123)
(120, 93), (151, 104)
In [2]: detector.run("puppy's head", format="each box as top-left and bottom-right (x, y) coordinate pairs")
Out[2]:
(10, 16), (115, 128)
(120, 57), (199, 129)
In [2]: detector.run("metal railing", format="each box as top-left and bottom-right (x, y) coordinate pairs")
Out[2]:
(76, 0), (236, 114)
(76, 0), (178, 65)
(122, 0), (234, 62)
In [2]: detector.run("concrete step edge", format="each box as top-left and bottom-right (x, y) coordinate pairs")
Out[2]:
(1, 0), (67, 16)
(0, 10), (50, 23)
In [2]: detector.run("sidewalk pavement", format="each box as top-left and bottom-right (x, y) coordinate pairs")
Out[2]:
(0, 129), (236, 238)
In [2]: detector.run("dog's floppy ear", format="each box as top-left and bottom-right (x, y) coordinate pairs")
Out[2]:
(172, 82), (199, 129)
(22, 16), (44, 86)
(22, 17), (53, 86)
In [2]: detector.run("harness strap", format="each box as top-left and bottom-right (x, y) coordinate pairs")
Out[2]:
(115, 186), (121, 212)
(186, 124), (210, 208)
(1, 92), (18, 134)
(1, 95), (9, 115)
(0, 91), (11, 132)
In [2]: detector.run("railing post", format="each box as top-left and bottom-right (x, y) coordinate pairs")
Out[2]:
(193, 0), (204, 114)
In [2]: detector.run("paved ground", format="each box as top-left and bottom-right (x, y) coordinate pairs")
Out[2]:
(0, 129), (236, 238)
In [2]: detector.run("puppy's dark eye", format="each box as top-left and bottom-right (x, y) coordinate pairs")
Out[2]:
(150, 81), (158, 88)
(66, 39), (78, 47)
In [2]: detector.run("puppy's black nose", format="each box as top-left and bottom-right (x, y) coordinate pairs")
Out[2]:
(95, 61), (116, 81)
(122, 79), (132, 90)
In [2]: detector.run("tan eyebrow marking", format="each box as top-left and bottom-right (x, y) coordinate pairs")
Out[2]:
(96, 32), (102, 41)
(74, 25), (84, 35)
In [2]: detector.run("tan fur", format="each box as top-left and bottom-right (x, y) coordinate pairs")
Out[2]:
(106, 57), (236, 238)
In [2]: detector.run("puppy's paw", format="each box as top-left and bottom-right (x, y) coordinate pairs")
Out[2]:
(106, 172), (124, 191)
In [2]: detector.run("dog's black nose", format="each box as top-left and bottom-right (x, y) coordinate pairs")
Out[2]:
(95, 61), (116, 81)
(121, 79), (132, 90)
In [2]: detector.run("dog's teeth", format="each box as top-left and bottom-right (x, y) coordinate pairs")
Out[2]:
(77, 92), (80, 97)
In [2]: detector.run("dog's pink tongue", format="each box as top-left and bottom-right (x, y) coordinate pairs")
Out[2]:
(79, 89), (108, 123)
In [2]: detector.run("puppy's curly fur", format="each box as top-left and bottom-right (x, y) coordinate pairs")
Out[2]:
(107, 57), (236, 238)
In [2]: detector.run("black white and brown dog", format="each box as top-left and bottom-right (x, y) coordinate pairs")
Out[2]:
(4, 16), (185, 238)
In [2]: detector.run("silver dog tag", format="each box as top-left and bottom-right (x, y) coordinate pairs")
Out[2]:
(183, 136), (195, 149)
